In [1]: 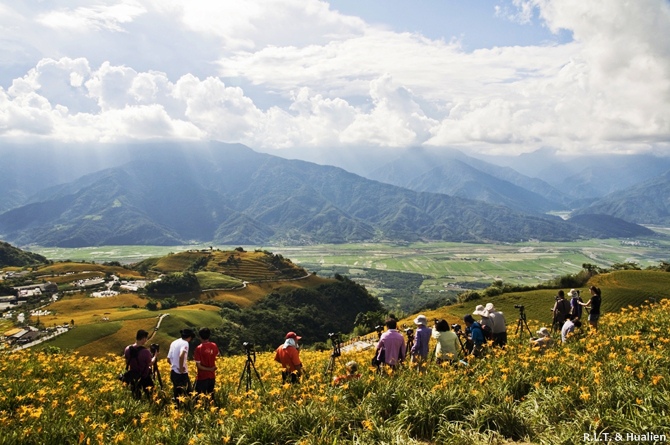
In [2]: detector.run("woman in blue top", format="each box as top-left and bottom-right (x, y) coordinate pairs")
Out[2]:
(580, 285), (602, 332)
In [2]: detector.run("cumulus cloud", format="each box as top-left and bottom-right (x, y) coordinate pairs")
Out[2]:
(0, 0), (668, 156)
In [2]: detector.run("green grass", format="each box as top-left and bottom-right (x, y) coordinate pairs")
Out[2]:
(408, 270), (670, 332)
(195, 271), (243, 289)
(41, 321), (122, 350)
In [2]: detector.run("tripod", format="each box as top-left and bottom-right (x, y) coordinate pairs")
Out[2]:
(152, 358), (163, 389)
(404, 327), (415, 353)
(324, 334), (343, 380)
(514, 307), (533, 339)
(238, 343), (264, 393)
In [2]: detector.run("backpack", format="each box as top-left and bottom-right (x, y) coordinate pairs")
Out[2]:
(481, 324), (493, 341)
(119, 346), (144, 384)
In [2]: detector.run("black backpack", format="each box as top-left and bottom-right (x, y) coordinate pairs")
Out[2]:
(119, 346), (143, 384)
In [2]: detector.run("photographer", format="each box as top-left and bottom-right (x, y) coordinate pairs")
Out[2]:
(568, 289), (583, 320)
(486, 303), (507, 347)
(531, 327), (553, 350)
(194, 327), (219, 397)
(432, 319), (459, 365)
(375, 318), (406, 370)
(551, 290), (571, 332)
(561, 315), (582, 343)
(463, 314), (485, 357)
(410, 315), (431, 372)
(275, 331), (303, 384)
(579, 286), (602, 332)
(167, 328), (194, 405)
(123, 329), (156, 400)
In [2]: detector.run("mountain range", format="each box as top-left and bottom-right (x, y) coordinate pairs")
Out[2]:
(0, 142), (664, 247)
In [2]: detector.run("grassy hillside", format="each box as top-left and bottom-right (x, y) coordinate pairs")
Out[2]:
(5, 298), (669, 444)
(0, 240), (48, 267)
(398, 270), (670, 331)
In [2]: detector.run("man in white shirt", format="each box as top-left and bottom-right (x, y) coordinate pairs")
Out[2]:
(167, 328), (194, 404)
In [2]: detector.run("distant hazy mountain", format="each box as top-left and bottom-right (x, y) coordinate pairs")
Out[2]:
(571, 170), (670, 225)
(0, 142), (619, 247)
(566, 214), (655, 237)
(480, 149), (670, 201)
(365, 147), (570, 213)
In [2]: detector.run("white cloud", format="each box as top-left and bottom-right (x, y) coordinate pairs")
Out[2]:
(0, 0), (668, 156)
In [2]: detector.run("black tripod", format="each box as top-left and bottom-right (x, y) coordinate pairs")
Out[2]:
(514, 306), (533, 339)
(149, 344), (163, 389)
(238, 342), (264, 393)
(324, 333), (343, 380)
(403, 326), (415, 353)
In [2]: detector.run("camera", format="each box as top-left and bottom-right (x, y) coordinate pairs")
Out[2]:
(149, 343), (159, 355)
(451, 323), (463, 335)
(328, 332), (341, 341)
(243, 341), (254, 350)
(514, 305), (525, 310)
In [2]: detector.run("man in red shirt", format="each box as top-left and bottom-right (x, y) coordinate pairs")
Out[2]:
(194, 327), (219, 396)
(275, 331), (303, 384)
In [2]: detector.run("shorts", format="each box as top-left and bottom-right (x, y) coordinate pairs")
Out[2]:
(588, 313), (600, 322)
(195, 378), (215, 394)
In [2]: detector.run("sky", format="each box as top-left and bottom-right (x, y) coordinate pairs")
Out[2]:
(1, 0), (669, 158)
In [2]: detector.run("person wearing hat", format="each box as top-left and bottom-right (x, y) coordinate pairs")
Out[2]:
(410, 314), (431, 372)
(473, 305), (493, 341)
(486, 302), (507, 347)
(463, 314), (485, 357)
(568, 289), (583, 320)
(167, 328), (195, 404)
(275, 331), (303, 384)
(531, 327), (553, 350)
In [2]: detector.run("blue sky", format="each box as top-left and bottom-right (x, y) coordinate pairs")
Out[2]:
(328, 0), (572, 49)
(0, 0), (668, 158)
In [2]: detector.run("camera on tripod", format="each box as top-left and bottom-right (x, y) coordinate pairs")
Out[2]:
(243, 341), (254, 352)
(149, 343), (159, 355)
(328, 332), (342, 358)
(514, 305), (524, 310)
(451, 323), (462, 334)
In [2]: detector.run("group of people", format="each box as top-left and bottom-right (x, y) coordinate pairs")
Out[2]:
(532, 285), (602, 350)
(122, 327), (312, 402)
(122, 327), (220, 402)
(122, 286), (604, 399)
(372, 304), (507, 370)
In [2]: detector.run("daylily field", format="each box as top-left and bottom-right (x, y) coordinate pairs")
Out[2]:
(2, 300), (669, 445)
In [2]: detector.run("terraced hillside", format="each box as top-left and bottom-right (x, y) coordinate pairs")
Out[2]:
(138, 249), (307, 283)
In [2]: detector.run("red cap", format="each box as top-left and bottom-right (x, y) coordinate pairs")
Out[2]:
(285, 331), (302, 341)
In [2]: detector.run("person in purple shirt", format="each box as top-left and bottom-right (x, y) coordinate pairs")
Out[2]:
(410, 314), (431, 372)
(375, 318), (406, 370)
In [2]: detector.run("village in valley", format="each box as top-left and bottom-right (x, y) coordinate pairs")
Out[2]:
(0, 268), (149, 350)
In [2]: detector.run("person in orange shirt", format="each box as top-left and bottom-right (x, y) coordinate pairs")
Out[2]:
(275, 331), (303, 384)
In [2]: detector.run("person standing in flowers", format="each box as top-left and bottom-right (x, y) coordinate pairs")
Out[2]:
(473, 305), (493, 341)
(463, 314), (485, 357)
(123, 329), (156, 399)
(194, 327), (219, 398)
(375, 318), (406, 370)
(410, 314), (431, 372)
(432, 319), (459, 365)
(486, 302), (508, 347)
(167, 328), (194, 404)
(551, 290), (571, 332)
(568, 289), (583, 320)
(579, 285), (602, 332)
(275, 331), (303, 384)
